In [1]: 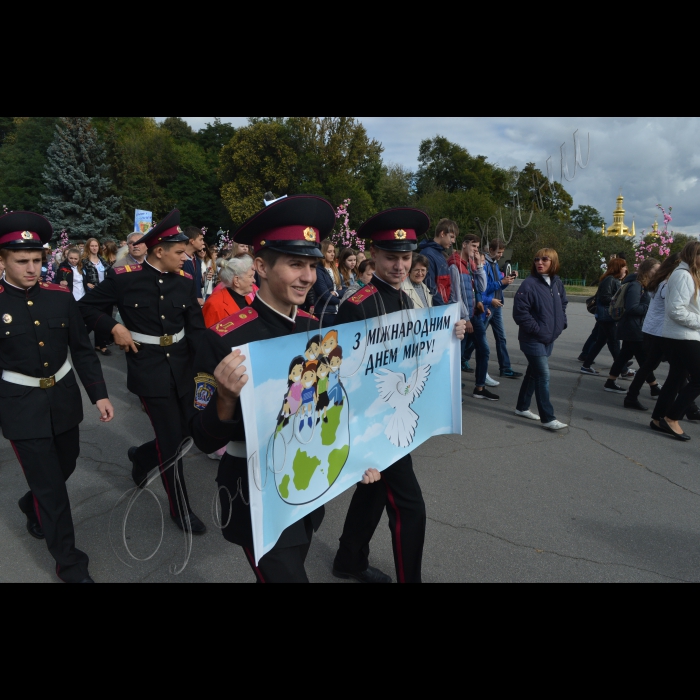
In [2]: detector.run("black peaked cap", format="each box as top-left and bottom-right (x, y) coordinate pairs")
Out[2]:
(0, 211), (53, 250)
(359, 207), (430, 252)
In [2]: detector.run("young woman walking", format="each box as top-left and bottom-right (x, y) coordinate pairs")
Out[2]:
(81, 238), (112, 355)
(651, 241), (700, 441)
(513, 249), (569, 431)
(603, 258), (661, 397)
(312, 240), (343, 318)
(338, 248), (358, 288)
(580, 258), (628, 376)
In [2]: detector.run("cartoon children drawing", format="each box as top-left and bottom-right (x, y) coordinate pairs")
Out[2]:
(299, 361), (318, 432)
(305, 335), (323, 362)
(327, 347), (345, 409)
(321, 330), (339, 358)
(315, 357), (332, 425)
(278, 356), (305, 428)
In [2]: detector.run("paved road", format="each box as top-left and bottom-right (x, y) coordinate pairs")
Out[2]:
(1, 302), (698, 583)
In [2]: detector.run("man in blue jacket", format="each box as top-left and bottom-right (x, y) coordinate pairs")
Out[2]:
(418, 219), (457, 306)
(482, 239), (522, 379)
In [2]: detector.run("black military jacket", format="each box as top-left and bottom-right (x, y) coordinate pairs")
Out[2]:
(337, 274), (414, 324)
(0, 280), (109, 441)
(191, 295), (325, 549)
(78, 262), (207, 399)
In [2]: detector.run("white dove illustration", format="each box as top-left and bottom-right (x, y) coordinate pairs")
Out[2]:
(375, 365), (431, 448)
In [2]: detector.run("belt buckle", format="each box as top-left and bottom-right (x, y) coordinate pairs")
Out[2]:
(40, 376), (56, 390)
(160, 335), (174, 347)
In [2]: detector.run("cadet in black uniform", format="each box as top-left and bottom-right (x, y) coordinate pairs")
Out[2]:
(0, 212), (114, 583)
(189, 195), (382, 583)
(331, 208), (467, 584)
(79, 210), (208, 534)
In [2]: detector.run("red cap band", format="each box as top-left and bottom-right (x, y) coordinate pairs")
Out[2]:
(0, 230), (42, 246)
(146, 225), (182, 248)
(370, 228), (417, 243)
(254, 225), (320, 251)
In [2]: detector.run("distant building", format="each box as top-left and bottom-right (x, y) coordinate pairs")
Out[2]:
(602, 194), (636, 238)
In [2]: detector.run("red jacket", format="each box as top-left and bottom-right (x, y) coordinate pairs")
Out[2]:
(203, 287), (256, 328)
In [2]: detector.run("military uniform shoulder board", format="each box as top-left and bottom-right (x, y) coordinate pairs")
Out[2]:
(210, 308), (259, 337)
(297, 310), (318, 321)
(179, 270), (194, 280)
(39, 282), (71, 293)
(347, 284), (378, 306)
(114, 264), (143, 275)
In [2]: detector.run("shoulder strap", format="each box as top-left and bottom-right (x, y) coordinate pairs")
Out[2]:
(210, 308), (258, 337)
(347, 284), (378, 306)
(113, 264), (143, 275)
(39, 282), (71, 293)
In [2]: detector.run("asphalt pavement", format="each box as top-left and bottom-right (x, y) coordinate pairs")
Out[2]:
(1, 302), (698, 584)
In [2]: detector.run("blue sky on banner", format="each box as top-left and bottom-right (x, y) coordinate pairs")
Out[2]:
(159, 117), (700, 236)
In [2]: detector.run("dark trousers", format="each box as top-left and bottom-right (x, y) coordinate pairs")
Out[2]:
(243, 528), (313, 584)
(582, 323), (599, 357)
(653, 339), (700, 422)
(610, 340), (657, 382)
(583, 321), (620, 368)
(517, 354), (556, 424)
(463, 315), (490, 388)
(12, 426), (90, 583)
(136, 379), (193, 519)
(335, 455), (426, 584)
(628, 334), (663, 399)
(484, 306), (512, 372)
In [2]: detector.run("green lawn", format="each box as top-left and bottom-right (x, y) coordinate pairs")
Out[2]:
(565, 286), (597, 297)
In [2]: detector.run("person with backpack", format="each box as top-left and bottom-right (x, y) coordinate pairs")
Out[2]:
(602, 258), (660, 396)
(580, 258), (628, 376)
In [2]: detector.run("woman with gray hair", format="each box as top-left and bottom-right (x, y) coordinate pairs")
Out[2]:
(203, 255), (257, 328)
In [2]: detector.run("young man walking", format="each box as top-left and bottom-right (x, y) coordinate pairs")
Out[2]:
(332, 208), (468, 584)
(418, 219), (459, 306)
(189, 195), (382, 583)
(184, 226), (207, 306)
(483, 239), (522, 380)
(0, 211), (115, 583)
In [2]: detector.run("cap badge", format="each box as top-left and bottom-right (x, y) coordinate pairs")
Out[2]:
(394, 229), (407, 241)
(304, 227), (317, 242)
(3, 314), (12, 324)
(177, 227), (183, 234)
(260, 241), (266, 247)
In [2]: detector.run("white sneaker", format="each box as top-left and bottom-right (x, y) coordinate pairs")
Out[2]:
(543, 420), (568, 431)
(485, 375), (500, 388)
(515, 410), (540, 421)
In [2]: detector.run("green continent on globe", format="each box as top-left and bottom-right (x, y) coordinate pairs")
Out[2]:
(321, 406), (343, 446)
(328, 445), (350, 486)
(293, 450), (322, 491)
(279, 475), (291, 500)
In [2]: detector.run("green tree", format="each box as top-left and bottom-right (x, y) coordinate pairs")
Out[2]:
(513, 163), (574, 219)
(0, 117), (59, 211)
(42, 117), (121, 238)
(571, 204), (605, 233)
(0, 117), (15, 146)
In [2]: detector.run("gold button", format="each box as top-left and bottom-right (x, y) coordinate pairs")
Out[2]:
(44, 363), (49, 368)
(166, 354), (170, 358)
(62, 324), (65, 328)
(159, 280), (164, 284)
(160, 296), (164, 301)
(161, 316), (165, 320)
(135, 304), (139, 308)
(5, 332), (9, 336)
(27, 301), (34, 307)
(39, 342), (45, 347)
(34, 321), (40, 326)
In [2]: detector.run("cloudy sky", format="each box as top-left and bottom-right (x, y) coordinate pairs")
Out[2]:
(169, 118), (700, 236)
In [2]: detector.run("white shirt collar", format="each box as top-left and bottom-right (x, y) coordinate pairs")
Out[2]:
(256, 293), (297, 323)
(146, 260), (168, 275)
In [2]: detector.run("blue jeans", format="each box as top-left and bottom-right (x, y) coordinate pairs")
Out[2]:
(516, 354), (556, 424)
(463, 315), (490, 388)
(484, 306), (512, 372)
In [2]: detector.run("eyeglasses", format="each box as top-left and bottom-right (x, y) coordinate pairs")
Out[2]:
(534, 257), (551, 263)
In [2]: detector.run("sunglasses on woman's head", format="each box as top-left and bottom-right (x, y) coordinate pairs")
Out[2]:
(534, 257), (551, 263)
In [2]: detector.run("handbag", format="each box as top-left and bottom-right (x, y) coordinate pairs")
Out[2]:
(586, 295), (598, 315)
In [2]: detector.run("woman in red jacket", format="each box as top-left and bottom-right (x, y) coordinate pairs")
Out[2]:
(202, 256), (257, 329)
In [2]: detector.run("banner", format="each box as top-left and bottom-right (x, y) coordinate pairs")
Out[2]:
(237, 304), (462, 563)
(134, 210), (153, 234)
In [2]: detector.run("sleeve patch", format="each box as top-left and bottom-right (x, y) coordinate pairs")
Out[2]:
(194, 373), (218, 411)
(347, 284), (378, 306)
(210, 308), (259, 337)
(39, 282), (71, 293)
(114, 265), (143, 275)
(180, 270), (194, 280)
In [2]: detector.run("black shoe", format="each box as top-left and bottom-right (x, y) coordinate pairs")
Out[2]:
(659, 418), (691, 442)
(473, 388), (500, 402)
(171, 511), (208, 535)
(462, 362), (475, 374)
(650, 420), (665, 434)
(605, 380), (627, 395)
(624, 398), (648, 411)
(650, 384), (662, 398)
(128, 447), (148, 490)
(332, 566), (392, 584)
(18, 500), (44, 540)
(686, 408), (700, 422)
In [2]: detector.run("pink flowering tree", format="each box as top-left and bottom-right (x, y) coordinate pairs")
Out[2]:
(45, 229), (70, 283)
(217, 228), (233, 253)
(330, 199), (366, 252)
(635, 204), (674, 269)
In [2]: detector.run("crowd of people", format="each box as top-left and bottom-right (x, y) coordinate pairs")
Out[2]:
(3, 192), (700, 585)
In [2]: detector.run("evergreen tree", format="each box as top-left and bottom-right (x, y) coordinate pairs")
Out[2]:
(41, 117), (121, 238)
